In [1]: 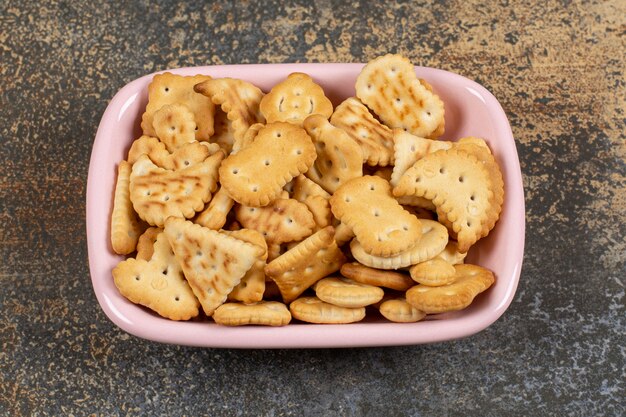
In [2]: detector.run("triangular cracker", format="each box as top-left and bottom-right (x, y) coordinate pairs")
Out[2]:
(164, 218), (264, 316)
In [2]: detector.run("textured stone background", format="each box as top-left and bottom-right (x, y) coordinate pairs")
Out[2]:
(1, 0), (624, 415)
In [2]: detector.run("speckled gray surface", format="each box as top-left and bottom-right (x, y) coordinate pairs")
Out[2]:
(1, 1), (624, 415)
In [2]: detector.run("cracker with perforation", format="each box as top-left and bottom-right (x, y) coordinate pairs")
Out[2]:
(302, 114), (363, 193)
(330, 176), (422, 257)
(195, 187), (235, 230)
(265, 226), (346, 303)
(393, 147), (502, 252)
(130, 151), (223, 227)
(355, 54), (444, 139)
(406, 264), (495, 314)
(350, 219), (449, 269)
(260, 72), (333, 126)
(194, 77), (265, 144)
(235, 198), (315, 244)
(136, 227), (162, 261)
(378, 298), (426, 323)
(223, 228), (268, 304)
(219, 122), (316, 207)
(151, 103), (197, 152)
(113, 232), (200, 320)
(330, 97), (394, 166)
(111, 161), (144, 255)
(213, 301), (291, 326)
(164, 218), (264, 316)
(142, 73), (214, 141)
(127, 135), (220, 171)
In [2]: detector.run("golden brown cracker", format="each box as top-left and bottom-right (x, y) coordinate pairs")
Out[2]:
(379, 298), (426, 323)
(289, 296), (365, 324)
(313, 276), (384, 308)
(111, 161), (144, 255)
(340, 262), (415, 291)
(142, 73), (215, 141)
(136, 227), (162, 261)
(259, 72), (333, 126)
(409, 258), (456, 286)
(151, 103), (197, 152)
(222, 229), (268, 304)
(213, 301), (291, 326)
(195, 187), (235, 230)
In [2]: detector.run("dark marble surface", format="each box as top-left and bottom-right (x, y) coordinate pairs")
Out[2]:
(1, 1), (624, 415)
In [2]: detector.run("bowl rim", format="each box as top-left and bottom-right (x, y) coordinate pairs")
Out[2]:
(87, 62), (525, 348)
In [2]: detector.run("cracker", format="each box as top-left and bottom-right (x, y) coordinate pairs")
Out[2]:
(112, 232), (200, 320)
(435, 241), (468, 265)
(289, 296), (365, 324)
(194, 77), (265, 144)
(393, 147), (501, 252)
(379, 298), (426, 323)
(302, 114), (363, 193)
(405, 264), (495, 314)
(292, 174), (331, 201)
(127, 135), (217, 171)
(195, 187), (235, 230)
(313, 276), (384, 308)
(222, 229), (268, 304)
(142, 73), (215, 141)
(164, 218), (264, 316)
(259, 72), (333, 126)
(340, 262), (415, 291)
(350, 219), (449, 269)
(232, 122), (264, 154)
(111, 161), (144, 255)
(330, 97), (394, 166)
(151, 103), (197, 152)
(333, 222), (355, 247)
(330, 176), (422, 257)
(136, 227), (162, 261)
(130, 151), (223, 227)
(235, 198), (315, 244)
(355, 54), (445, 138)
(219, 122), (316, 207)
(301, 195), (332, 231)
(213, 301), (291, 326)
(265, 226), (346, 303)
(409, 258), (456, 286)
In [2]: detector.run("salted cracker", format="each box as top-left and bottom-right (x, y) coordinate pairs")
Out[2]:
(222, 228), (268, 304)
(195, 187), (235, 230)
(112, 232), (200, 320)
(409, 258), (456, 286)
(136, 227), (162, 261)
(219, 122), (316, 207)
(355, 54), (444, 139)
(313, 276), (384, 308)
(259, 72), (333, 126)
(330, 97), (394, 166)
(289, 296), (365, 324)
(406, 264), (495, 314)
(379, 298), (426, 323)
(330, 176), (422, 257)
(142, 73), (214, 141)
(151, 103), (197, 152)
(127, 135), (220, 171)
(340, 262), (415, 291)
(130, 151), (223, 227)
(111, 161), (144, 255)
(213, 301), (291, 326)
(302, 114), (363, 193)
(164, 218), (264, 316)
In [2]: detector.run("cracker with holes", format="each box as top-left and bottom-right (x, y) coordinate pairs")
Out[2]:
(350, 219), (449, 269)
(393, 147), (503, 252)
(289, 296), (365, 324)
(219, 122), (316, 207)
(223, 229), (268, 304)
(330, 97), (394, 166)
(302, 114), (363, 193)
(378, 297), (426, 323)
(113, 232), (200, 320)
(127, 135), (220, 171)
(410, 258), (456, 286)
(130, 151), (224, 227)
(330, 176), (422, 257)
(355, 54), (445, 139)
(265, 226), (346, 303)
(164, 218), (264, 316)
(111, 161), (144, 255)
(235, 198), (315, 245)
(195, 187), (235, 230)
(340, 262), (415, 291)
(194, 77), (265, 144)
(259, 72), (333, 126)
(151, 103), (197, 152)
(142, 73), (215, 141)
(213, 301), (291, 326)
(313, 276), (384, 308)
(406, 264), (495, 314)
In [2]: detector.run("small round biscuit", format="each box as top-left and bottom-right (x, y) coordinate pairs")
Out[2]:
(313, 276), (384, 308)
(289, 296), (365, 324)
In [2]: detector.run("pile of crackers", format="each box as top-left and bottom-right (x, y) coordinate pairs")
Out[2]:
(110, 54), (504, 326)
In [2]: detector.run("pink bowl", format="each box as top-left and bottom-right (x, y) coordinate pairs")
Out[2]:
(87, 63), (524, 348)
